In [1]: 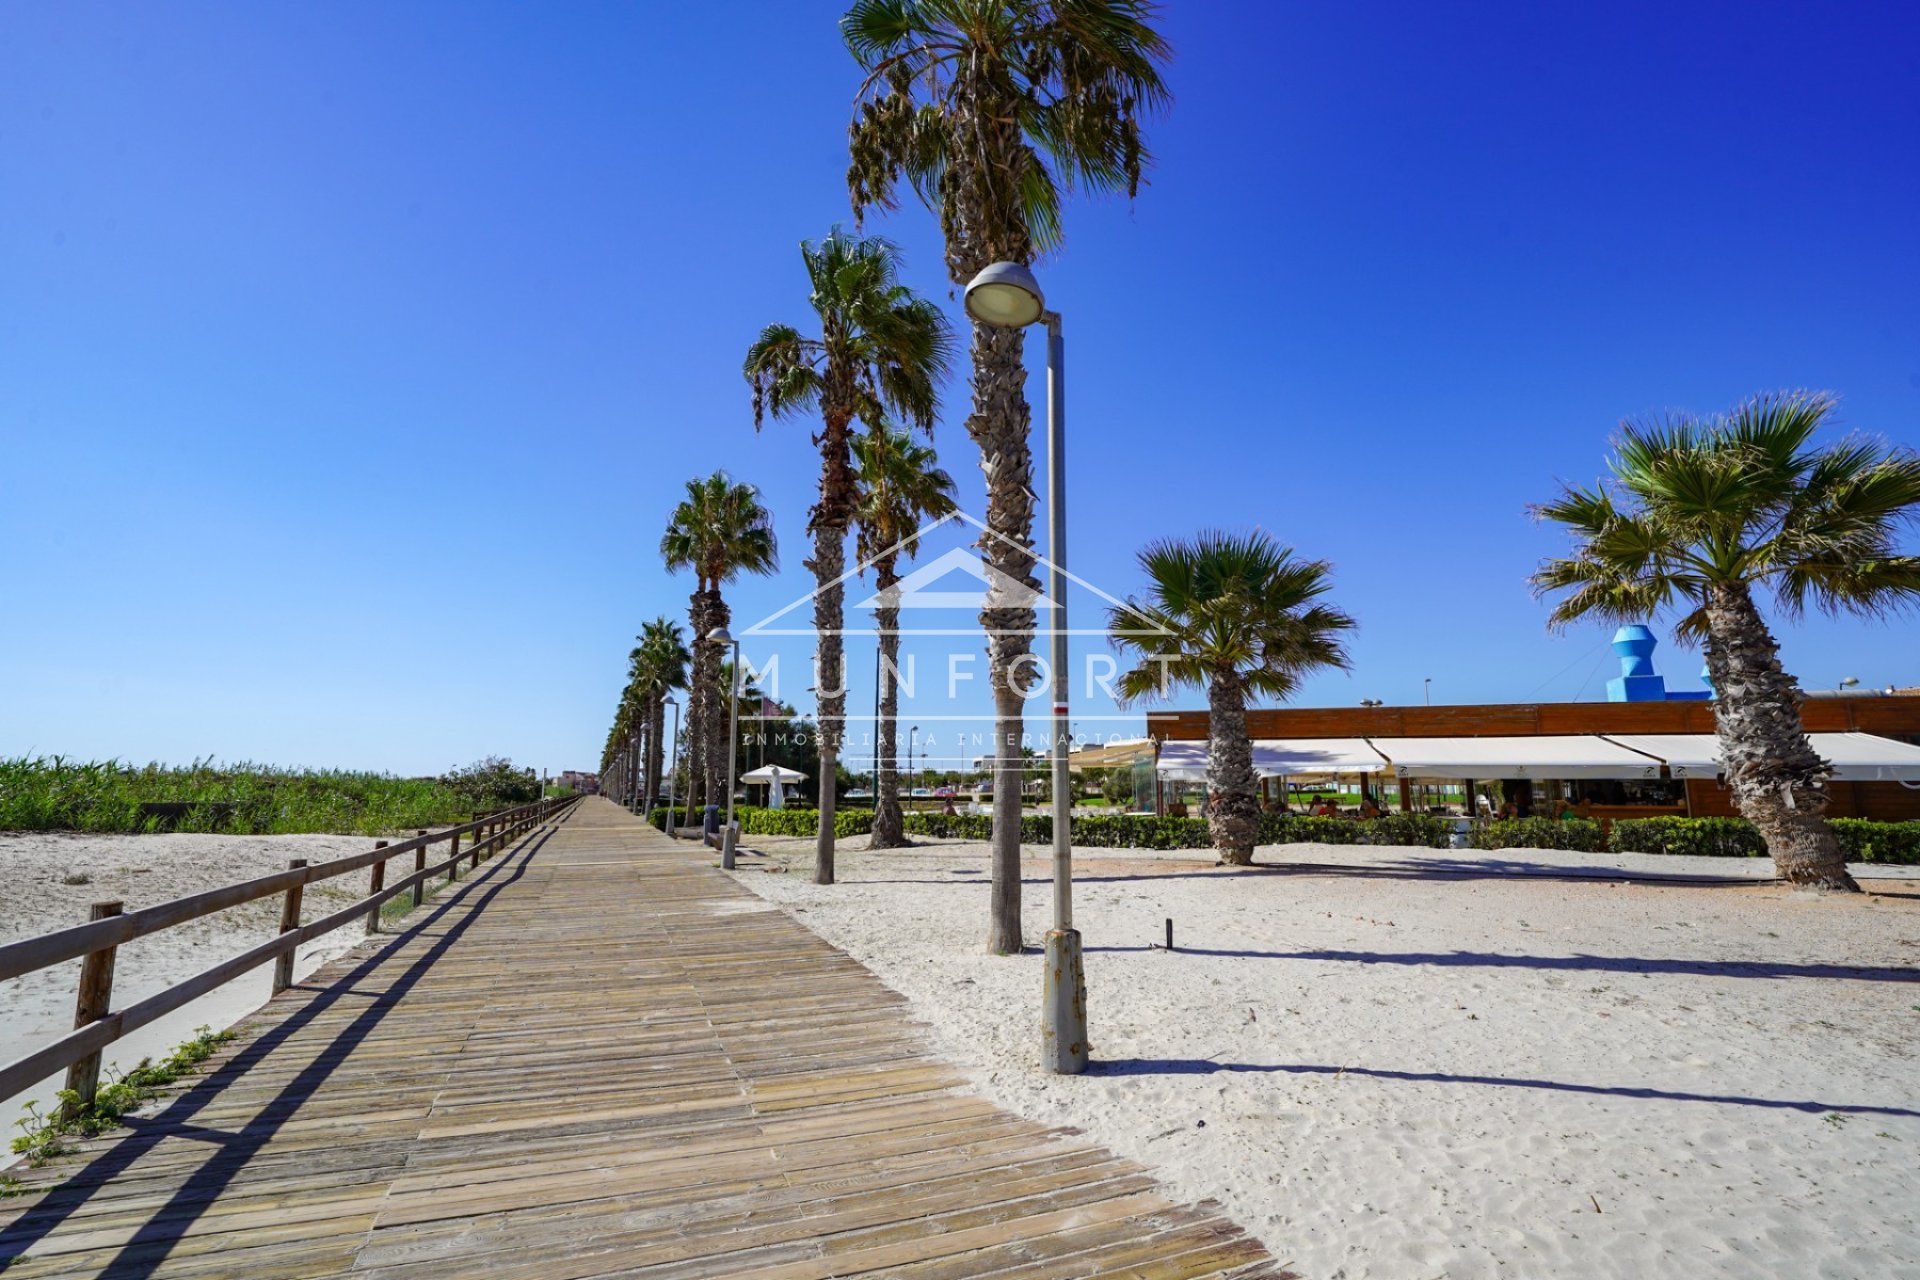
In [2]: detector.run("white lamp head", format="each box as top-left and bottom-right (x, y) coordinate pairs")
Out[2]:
(964, 261), (1046, 328)
(707, 627), (734, 645)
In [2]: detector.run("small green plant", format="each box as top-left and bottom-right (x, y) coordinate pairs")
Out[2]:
(61, 872), (92, 886)
(10, 1026), (238, 1164)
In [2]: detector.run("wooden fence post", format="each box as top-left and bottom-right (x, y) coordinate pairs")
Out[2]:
(272, 860), (307, 994)
(366, 841), (389, 935)
(412, 831), (428, 908)
(449, 830), (461, 882)
(62, 900), (124, 1114)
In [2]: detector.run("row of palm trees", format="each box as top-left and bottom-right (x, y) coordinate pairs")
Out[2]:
(599, 430), (958, 843)
(607, 1), (1173, 955)
(607, 1), (1918, 918)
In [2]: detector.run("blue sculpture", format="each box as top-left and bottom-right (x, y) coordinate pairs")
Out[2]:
(1604, 625), (1713, 702)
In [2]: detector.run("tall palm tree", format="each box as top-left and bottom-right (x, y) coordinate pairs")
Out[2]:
(853, 428), (960, 847)
(744, 229), (953, 886)
(1532, 391), (1920, 889)
(661, 473), (779, 818)
(1108, 532), (1355, 866)
(845, 0), (1171, 953)
(633, 617), (690, 817)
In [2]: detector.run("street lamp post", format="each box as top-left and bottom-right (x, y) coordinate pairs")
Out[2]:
(909, 726), (918, 804)
(964, 259), (1085, 1075)
(662, 696), (680, 838)
(710, 627), (743, 870)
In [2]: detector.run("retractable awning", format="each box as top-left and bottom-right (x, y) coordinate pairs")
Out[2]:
(1603, 732), (1920, 782)
(1155, 738), (1389, 780)
(1369, 735), (1665, 780)
(1068, 738), (1154, 771)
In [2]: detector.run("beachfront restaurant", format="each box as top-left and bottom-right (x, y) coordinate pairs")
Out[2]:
(1138, 693), (1920, 826)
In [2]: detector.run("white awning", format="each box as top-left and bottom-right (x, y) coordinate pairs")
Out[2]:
(1155, 738), (1389, 780)
(1370, 735), (1666, 780)
(1603, 732), (1920, 782)
(1255, 738), (1391, 775)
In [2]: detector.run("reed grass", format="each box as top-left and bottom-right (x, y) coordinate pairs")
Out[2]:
(0, 757), (535, 836)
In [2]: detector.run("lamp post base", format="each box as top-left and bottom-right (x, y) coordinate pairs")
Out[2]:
(1041, 928), (1088, 1074)
(721, 825), (738, 870)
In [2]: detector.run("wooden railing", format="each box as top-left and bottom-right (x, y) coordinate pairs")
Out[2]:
(0, 794), (579, 1112)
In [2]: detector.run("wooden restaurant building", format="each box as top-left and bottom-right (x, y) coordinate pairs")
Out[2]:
(1130, 629), (1920, 825)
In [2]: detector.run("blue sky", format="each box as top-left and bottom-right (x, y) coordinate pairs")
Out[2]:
(2, 1), (1916, 778)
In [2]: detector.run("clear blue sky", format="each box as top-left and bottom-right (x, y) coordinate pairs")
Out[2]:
(3, 1), (1916, 778)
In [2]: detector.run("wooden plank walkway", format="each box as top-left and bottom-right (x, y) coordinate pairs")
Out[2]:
(1, 798), (1289, 1279)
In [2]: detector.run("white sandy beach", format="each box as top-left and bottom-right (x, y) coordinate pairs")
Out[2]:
(0, 832), (392, 1129)
(731, 834), (1920, 1279)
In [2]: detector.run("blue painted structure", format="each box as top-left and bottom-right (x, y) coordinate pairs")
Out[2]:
(1605, 625), (1713, 702)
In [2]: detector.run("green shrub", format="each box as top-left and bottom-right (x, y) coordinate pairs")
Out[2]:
(0, 756), (527, 836)
(1608, 816), (1767, 858)
(1471, 817), (1606, 852)
(1070, 814), (1211, 849)
(1830, 818), (1920, 865)
(1353, 813), (1454, 848)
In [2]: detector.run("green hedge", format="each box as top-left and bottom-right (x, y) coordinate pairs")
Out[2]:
(1608, 816), (1767, 858)
(645, 805), (874, 838)
(646, 804), (1920, 865)
(1470, 817), (1607, 852)
(1830, 818), (1920, 865)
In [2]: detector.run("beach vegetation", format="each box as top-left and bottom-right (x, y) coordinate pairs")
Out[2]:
(1533, 391), (1920, 888)
(11, 1026), (237, 1166)
(1108, 531), (1356, 865)
(0, 756), (535, 835)
(845, 0), (1172, 955)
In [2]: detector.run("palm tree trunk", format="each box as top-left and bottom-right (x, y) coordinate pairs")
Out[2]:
(1702, 581), (1857, 890)
(969, 320), (1039, 955)
(810, 519), (848, 885)
(703, 595), (733, 816)
(683, 592), (709, 819)
(643, 697), (665, 817)
(1206, 672), (1260, 865)
(870, 586), (906, 849)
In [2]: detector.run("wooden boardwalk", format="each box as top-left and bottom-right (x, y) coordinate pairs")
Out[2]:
(1, 799), (1288, 1279)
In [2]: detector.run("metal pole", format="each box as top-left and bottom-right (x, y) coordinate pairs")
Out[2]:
(664, 699), (680, 837)
(1040, 308), (1086, 1075)
(722, 639), (742, 869)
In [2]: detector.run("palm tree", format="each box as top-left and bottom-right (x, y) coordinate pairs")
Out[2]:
(661, 473), (779, 818)
(845, 0), (1171, 953)
(1532, 391), (1920, 889)
(633, 617), (690, 817)
(741, 235), (952, 886)
(1108, 532), (1355, 865)
(853, 428), (960, 847)
(745, 229), (953, 885)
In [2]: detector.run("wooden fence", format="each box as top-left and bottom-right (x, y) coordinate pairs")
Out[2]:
(0, 795), (578, 1114)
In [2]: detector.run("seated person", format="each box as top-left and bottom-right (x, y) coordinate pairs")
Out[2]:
(1359, 796), (1384, 819)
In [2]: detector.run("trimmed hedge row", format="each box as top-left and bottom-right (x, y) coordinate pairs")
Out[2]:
(1831, 818), (1920, 865)
(1607, 817), (1767, 858)
(1470, 817), (1607, 853)
(646, 806), (1452, 850)
(643, 804), (1920, 864)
